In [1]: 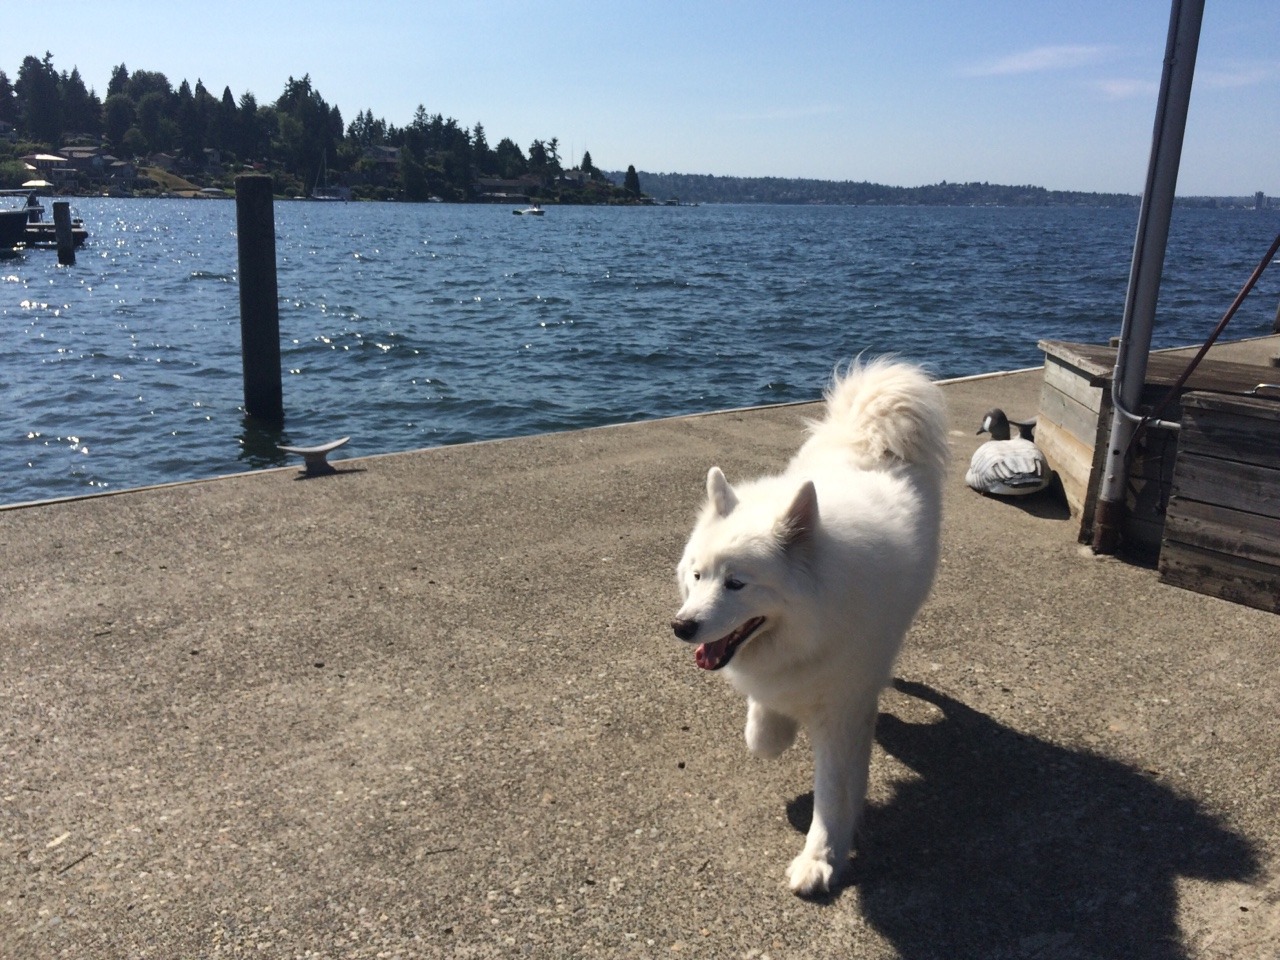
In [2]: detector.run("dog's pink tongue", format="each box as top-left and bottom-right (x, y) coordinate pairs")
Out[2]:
(695, 639), (726, 670)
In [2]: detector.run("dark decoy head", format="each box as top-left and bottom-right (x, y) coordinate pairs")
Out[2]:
(976, 408), (1012, 441)
(977, 408), (1037, 442)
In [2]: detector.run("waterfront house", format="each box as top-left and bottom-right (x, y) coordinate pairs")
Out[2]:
(20, 153), (75, 190)
(107, 158), (136, 193)
(59, 146), (108, 190)
(364, 145), (400, 170)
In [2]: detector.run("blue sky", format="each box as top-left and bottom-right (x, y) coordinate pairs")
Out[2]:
(5, 0), (1277, 195)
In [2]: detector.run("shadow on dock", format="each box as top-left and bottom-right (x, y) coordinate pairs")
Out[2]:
(804, 680), (1261, 958)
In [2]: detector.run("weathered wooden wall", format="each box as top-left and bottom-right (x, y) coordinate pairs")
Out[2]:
(1160, 391), (1280, 613)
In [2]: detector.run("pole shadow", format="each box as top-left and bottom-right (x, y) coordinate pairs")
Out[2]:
(787, 680), (1259, 958)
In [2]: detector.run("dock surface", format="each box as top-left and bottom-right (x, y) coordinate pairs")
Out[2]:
(3, 349), (1279, 958)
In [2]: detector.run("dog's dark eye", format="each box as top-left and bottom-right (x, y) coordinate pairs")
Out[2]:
(725, 577), (745, 591)
(692, 571), (701, 581)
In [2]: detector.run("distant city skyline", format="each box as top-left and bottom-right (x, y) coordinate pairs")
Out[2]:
(3, 0), (1276, 196)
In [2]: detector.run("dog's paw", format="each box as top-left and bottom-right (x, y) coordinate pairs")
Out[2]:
(786, 850), (836, 897)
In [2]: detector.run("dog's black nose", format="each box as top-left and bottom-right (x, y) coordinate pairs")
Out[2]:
(671, 618), (699, 641)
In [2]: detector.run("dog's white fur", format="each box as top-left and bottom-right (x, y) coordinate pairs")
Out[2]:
(672, 358), (948, 896)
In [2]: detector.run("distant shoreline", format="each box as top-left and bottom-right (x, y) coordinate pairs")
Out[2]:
(605, 171), (1271, 210)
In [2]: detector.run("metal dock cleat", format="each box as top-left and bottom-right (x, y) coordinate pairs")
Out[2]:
(277, 436), (350, 476)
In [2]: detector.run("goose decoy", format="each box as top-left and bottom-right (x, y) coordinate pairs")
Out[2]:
(965, 408), (1053, 496)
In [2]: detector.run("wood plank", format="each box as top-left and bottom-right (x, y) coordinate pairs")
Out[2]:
(1128, 429), (1179, 483)
(1171, 453), (1280, 518)
(1038, 382), (1104, 447)
(1164, 497), (1280, 566)
(1038, 341), (1114, 383)
(1034, 418), (1092, 518)
(1042, 358), (1105, 413)
(1159, 541), (1280, 614)
(1180, 408), (1280, 471)
(1038, 340), (1278, 395)
(1078, 393), (1115, 544)
(1182, 390), (1280, 422)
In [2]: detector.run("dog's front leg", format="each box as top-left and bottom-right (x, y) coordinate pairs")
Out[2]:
(745, 698), (798, 759)
(786, 701), (878, 896)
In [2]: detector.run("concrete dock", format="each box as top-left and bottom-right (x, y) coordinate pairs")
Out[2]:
(3, 347), (1279, 959)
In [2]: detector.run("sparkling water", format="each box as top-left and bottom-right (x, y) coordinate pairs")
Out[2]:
(3, 199), (1278, 506)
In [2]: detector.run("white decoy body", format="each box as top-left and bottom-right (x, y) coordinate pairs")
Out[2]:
(965, 408), (1054, 496)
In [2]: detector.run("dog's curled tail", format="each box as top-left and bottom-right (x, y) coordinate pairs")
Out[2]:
(811, 357), (950, 479)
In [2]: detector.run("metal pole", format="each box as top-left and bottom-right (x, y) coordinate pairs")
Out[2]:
(1091, 0), (1204, 554)
(235, 174), (284, 423)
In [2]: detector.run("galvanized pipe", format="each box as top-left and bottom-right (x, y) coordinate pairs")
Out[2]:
(1092, 0), (1204, 555)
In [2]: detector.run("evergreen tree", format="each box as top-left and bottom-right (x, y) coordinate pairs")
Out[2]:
(624, 164), (641, 197)
(60, 67), (101, 137)
(398, 143), (430, 200)
(528, 138), (548, 174)
(193, 79), (218, 153)
(136, 90), (171, 153)
(495, 137), (526, 179)
(103, 93), (134, 149)
(107, 63), (129, 98)
(15, 53), (62, 144)
(0, 71), (16, 126)
(274, 74), (338, 178)
(348, 108), (377, 147)
(253, 101), (279, 162)
(471, 121), (493, 174)
(126, 69), (172, 102)
(238, 92), (265, 160)
(175, 79), (201, 158)
(213, 86), (238, 156)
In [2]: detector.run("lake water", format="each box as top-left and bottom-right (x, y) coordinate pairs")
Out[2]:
(3, 199), (1278, 507)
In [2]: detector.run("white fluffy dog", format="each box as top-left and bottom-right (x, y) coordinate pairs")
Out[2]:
(672, 359), (949, 896)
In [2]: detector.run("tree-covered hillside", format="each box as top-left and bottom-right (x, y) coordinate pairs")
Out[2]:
(0, 52), (640, 203)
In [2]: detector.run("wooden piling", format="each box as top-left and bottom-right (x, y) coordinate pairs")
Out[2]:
(235, 174), (284, 423)
(52, 201), (75, 266)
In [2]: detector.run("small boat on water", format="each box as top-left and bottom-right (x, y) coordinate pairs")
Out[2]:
(309, 151), (349, 201)
(0, 193), (89, 249)
(513, 204), (544, 216)
(22, 218), (90, 248)
(0, 209), (27, 249)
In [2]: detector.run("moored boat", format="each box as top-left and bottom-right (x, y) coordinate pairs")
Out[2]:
(23, 219), (90, 248)
(0, 209), (27, 249)
(4, 193), (91, 248)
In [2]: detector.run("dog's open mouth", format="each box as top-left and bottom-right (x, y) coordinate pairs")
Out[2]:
(695, 617), (765, 671)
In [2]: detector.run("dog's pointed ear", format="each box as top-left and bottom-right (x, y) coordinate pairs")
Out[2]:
(706, 466), (738, 517)
(780, 480), (818, 546)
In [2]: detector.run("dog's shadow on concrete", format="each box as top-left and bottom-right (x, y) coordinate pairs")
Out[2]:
(786, 679), (1259, 958)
